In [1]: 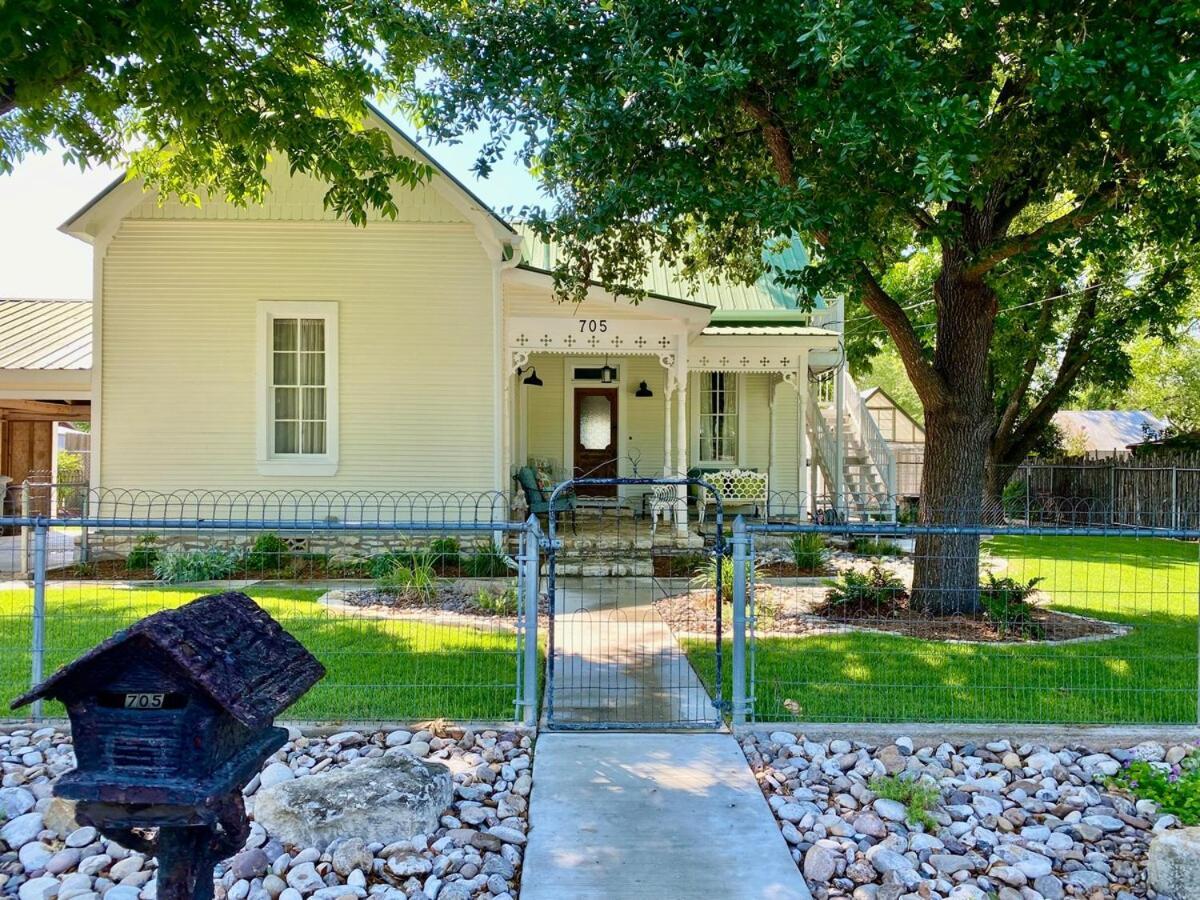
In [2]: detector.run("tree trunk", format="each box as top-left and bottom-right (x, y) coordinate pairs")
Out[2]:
(909, 263), (997, 616)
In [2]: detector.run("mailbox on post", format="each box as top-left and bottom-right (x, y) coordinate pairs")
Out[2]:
(12, 591), (325, 900)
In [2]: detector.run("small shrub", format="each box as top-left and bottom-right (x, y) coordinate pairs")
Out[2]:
(659, 551), (706, 577)
(429, 537), (462, 568)
(69, 560), (98, 578)
(245, 532), (291, 572)
(327, 557), (371, 578)
(474, 587), (518, 616)
(980, 572), (1045, 639)
(375, 550), (438, 601)
(691, 555), (764, 599)
(869, 775), (942, 830)
(1107, 747), (1200, 825)
(154, 548), (243, 584)
(790, 533), (829, 572)
(851, 536), (905, 557)
(820, 564), (907, 617)
(463, 543), (510, 577)
(126, 534), (160, 571)
(1002, 479), (1028, 520)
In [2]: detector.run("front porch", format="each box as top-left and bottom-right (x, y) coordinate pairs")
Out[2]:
(500, 282), (843, 536)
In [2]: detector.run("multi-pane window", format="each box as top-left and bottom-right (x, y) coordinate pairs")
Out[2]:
(271, 317), (327, 455)
(699, 372), (738, 464)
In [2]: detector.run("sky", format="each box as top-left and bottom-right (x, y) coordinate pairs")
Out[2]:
(0, 113), (547, 300)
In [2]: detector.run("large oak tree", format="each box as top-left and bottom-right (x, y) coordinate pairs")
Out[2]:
(420, 1), (1200, 612)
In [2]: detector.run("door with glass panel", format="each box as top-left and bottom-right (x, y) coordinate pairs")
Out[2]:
(572, 387), (618, 495)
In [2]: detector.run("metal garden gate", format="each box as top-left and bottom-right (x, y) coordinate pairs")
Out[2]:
(542, 477), (725, 730)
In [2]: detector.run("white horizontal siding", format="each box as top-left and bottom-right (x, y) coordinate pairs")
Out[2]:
(101, 220), (496, 493)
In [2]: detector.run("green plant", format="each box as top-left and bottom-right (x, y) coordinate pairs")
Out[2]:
(429, 537), (462, 568)
(327, 557), (371, 578)
(790, 533), (829, 573)
(126, 534), (160, 571)
(375, 551), (438, 601)
(851, 536), (905, 557)
(820, 564), (907, 617)
(980, 572), (1045, 639)
(474, 587), (518, 616)
(691, 555), (764, 599)
(153, 548), (243, 584)
(245, 532), (291, 572)
(1002, 479), (1029, 520)
(869, 775), (942, 830)
(463, 543), (510, 578)
(1107, 747), (1200, 825)
(659, 551), (706, 577)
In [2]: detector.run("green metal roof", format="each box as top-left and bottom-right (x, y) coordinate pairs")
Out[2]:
(517, 229), (824, 316)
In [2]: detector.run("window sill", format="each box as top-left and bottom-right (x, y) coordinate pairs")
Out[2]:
(256, 458), (339, 477)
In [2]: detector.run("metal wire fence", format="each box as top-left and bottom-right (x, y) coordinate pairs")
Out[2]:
(0, 490), (540, 727)
(720, 493), (1200, 727)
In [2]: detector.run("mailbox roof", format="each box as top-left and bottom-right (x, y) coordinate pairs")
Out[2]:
(13, 592), (325, 727)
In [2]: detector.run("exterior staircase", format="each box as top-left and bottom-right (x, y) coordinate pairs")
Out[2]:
(808, 368), (897, 521)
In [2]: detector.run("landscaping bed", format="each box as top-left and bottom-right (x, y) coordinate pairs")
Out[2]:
(0, 723), (530, 899)
(744, 730), (1190, 900)
(655, 586), (1122, 643)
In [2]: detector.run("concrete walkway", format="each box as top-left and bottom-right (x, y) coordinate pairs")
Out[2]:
(548, 577), (717, 728)
(522, 732), (812, 900)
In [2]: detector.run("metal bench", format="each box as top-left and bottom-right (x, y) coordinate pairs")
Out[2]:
(698, 469), (769, 525)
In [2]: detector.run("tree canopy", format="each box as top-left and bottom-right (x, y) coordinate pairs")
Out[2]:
(0, 0), (436, 222)
(420, 0), (1200, 611)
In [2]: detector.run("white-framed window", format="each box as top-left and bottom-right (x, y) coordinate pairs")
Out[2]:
(256, 301), (338, 475)
(698, 371), (739, 464)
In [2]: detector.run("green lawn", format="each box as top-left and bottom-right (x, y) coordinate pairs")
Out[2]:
(0, 584), (535, 722)
(685, 535), (1199, 724)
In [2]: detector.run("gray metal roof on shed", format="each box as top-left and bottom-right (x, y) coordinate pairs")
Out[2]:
(1052, 410), (1168, 452)
(13, 592), (325, 727)
(0, 300), (92, 370)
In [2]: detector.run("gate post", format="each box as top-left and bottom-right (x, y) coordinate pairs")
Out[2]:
(521, 516), (541, 728)
(30, 520), (48, 720)
(731, 515), (748, 727)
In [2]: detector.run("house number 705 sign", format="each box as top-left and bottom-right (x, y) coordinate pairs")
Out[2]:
(578, 319), (608, 333)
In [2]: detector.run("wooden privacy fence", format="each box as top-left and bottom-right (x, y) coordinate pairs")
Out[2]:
(1018, 454), (1200, 530)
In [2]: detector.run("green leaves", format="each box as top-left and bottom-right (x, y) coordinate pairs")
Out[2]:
(0, 0), (435, 222)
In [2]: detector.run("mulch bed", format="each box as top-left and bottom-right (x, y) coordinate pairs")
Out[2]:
(655, 586), (1120, 643)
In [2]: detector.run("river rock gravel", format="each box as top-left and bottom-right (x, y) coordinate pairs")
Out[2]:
(0, 724), (531, 899)
(743, 731), (1188, 900)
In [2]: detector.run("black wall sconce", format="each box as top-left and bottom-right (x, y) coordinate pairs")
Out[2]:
(635, 381), (654, 398)
(519, 367), (543, 387)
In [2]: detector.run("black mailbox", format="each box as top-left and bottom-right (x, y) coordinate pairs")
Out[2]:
(12, 591), (325, 900)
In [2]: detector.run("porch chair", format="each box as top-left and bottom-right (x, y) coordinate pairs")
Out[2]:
(514, 466), (578, 533)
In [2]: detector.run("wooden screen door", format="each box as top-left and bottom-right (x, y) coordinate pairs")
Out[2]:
(573, 387), (619, 495)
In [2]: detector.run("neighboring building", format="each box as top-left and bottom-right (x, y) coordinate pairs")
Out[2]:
(0, 299), (92, 514)
(1051, 410), (1168, 459)
(53, 108), (896, 528)
(860, 386), (925, 497)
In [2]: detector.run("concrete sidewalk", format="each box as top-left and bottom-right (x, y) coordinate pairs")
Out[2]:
(521, 732), (812, 900)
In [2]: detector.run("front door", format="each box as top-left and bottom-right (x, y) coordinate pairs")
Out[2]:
(573, 387), (618, 496)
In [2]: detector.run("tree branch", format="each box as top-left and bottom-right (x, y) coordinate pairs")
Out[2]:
(965, 182), (1122, 278)
(855, 261), (951, 408)
(994, 290), (1056, 442)
(740, 90), (795, 187)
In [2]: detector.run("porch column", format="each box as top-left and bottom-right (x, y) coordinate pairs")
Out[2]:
(663, 377), (674, 477)
(797, 349), (810, 518)
(674, 338), (689, 535)
(501, 367), (514, 503)
(833, 358), (846, 517)
(767, 376), (777, 493)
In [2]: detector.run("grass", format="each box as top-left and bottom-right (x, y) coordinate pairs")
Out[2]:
(685, 534), (1199, 724)
(0, 583), (540, 723)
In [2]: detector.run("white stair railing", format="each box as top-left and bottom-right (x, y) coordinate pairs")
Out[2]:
(806, 377), (844, 512)
(840, 368), (897, 519)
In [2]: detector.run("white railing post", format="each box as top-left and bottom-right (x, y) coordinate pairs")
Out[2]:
(731, 515), (748, 727)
